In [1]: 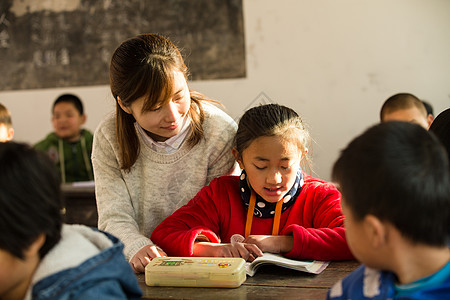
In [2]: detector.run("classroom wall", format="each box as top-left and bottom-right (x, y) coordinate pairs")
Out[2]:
(1, 0), (450, 181)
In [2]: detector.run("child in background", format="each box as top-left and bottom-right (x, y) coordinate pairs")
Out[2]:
(0, 102), (14, 142)
(328, 122), (450, 300)
(379, 93), (431, 128)
(92, 34), (238, 273)
(34, 94), (94, 183)
(151, 104), (353, 262)
(0, 142), (142, 300)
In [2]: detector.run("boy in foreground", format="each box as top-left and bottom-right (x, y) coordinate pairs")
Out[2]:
(328, 121), (450, 299)
(0, 142), (141, 300)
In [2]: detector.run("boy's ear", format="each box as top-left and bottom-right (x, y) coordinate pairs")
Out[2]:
(426, 114), (434, 128)
(7, 127), (14, 141)
(117, 97), (132, 114)
(232, 147), (244, 169)
(25, 234), (46, 258)
(80, 114), (87, 125)
(363, 214), (387, 248)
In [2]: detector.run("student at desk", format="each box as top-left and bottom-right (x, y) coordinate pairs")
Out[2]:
(34, 94), (94, 183)
(328, 122), (450, 299)
(151, 104), (353, 262)
(0, 142), (141, 300)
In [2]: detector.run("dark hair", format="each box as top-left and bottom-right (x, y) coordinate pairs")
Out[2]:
(53, 93), (84, 115)
(333, 122), (450, 246)
(422, 100), (434, 117)
(429, 107), (450, 167)
(110, 33), (211, 171)
(234, 104), (310, 167)
(0, 102), (12, 127)
(380, 93), (427, 121)
(0, 142), (63, 259)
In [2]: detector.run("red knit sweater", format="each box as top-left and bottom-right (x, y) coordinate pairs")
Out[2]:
(151, 174), (353, 261)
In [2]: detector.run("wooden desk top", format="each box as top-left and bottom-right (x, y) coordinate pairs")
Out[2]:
(137, 260), (360, 299)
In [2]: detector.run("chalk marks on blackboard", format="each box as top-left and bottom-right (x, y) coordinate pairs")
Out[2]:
(0, 0), (245, 90)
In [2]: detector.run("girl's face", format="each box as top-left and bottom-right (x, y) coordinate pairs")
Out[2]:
(119, 71), (191, 142)
(235, 135), (304, 203)
(52, 102), (86, 142)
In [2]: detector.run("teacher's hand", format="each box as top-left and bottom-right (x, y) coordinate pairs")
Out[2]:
(130, 244), (167, 273)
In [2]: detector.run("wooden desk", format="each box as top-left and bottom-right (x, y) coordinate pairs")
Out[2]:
(61, 182), (98, 227)
(137, 260), (360, 299)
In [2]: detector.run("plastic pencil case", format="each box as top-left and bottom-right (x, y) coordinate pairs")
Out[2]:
(145, 256), (246, 288)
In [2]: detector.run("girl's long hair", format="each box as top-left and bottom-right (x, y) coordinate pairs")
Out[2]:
(110, 34), (211, 171)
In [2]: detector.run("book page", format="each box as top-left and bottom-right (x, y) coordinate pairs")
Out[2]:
(245, 253), (329, 276)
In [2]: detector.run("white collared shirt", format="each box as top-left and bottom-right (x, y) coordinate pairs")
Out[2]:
(136, 117), (192, 154)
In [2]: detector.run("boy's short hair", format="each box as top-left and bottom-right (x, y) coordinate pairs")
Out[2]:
(53, 94), (84, 115)
(0, 102), (12, 127)
(333, 122), (450, 247)
(0, 142), (63, 259)
(422, 100), (434, 117)
(380, 93), (427, 121)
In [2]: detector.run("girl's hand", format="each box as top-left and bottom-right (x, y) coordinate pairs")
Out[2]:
(130, 245), (167, 273)
(244, 235), (294, 254)
(193, 242), (263, 261)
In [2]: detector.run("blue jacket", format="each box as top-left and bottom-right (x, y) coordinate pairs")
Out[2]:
(28, 225), (142, 300)
(327, 264), (450, 300)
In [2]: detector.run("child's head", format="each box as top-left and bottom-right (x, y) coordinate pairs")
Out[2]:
(0, 103), (14, 142)
(429, 107), (450, 168)
(0, 142), (63, 296)
(333, 122), (450, 266)
(52, 94), (86, 142)
(380, 93), (430, 128)
(233, 104), (310, 203)
(110, 33), (204, 170)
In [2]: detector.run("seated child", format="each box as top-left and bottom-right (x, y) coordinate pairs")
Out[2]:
(0, 142), (142, 299)
(328, 121), (450, 299)
(151, 104), (353, 261)
(35, 94), (94, 183)
(379, 93), (431, 128)
(0, 102), (14, 142)
(429, 107), (450, 167)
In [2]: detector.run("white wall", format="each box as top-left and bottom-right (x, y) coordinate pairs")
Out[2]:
(1, 0), (450, 181)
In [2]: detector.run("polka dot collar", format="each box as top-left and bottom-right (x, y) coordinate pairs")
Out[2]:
(239, 168), (304, 219)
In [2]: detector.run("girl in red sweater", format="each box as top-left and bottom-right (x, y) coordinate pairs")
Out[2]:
(151, 104), (352, 261)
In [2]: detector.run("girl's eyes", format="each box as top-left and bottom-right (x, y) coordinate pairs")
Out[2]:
(253, 165), (291, 170)
(149, 94), (183, 111)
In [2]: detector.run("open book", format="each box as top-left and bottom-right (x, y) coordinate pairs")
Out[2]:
(245, 252), (329, 277)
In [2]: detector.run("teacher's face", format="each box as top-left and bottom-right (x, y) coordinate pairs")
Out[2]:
(119, 70), (191, 142)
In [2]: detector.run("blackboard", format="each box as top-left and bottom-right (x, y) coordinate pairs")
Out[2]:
(0, 0), (245, 91)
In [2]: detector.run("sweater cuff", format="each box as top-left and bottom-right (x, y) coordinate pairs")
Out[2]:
(188, 227), (220, 256)
(125, 237), (152, 261)
(280, 224), (305, 259)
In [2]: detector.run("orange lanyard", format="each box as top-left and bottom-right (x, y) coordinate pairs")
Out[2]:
(244, 189), (283, 237)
